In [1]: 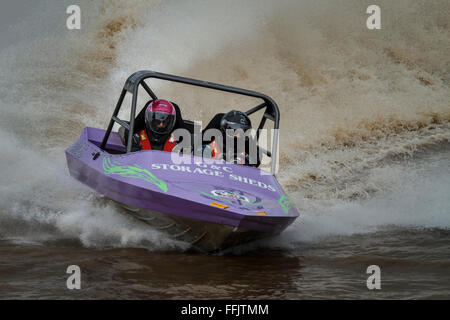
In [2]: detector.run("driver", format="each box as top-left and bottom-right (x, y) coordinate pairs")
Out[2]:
(139, 99), (178, 151)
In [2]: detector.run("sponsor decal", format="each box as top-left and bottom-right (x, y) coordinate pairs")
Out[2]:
(102, 157), (168, 193)
(150, 162), (277, 192)
(209, 202), (229, 210)
(200, 188), (263, 209)
(211, 190), (249, 202)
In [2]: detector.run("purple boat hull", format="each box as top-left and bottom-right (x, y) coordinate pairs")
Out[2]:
(65, 127), (299, 251)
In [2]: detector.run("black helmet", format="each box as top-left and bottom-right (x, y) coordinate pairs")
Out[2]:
(220, 110), (251, 138)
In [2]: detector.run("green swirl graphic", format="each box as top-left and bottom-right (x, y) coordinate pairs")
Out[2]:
(278, 194), (292, 214)
(102, 157), (168, 193)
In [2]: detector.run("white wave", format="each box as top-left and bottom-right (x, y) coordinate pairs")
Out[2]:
(0, 129), (187, 250)
(271, 155), (450, 248)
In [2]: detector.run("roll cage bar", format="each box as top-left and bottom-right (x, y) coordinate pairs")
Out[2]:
(100, 70), (280, 174)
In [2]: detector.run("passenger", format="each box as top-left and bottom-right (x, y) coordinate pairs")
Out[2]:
(202, 110), (260, 166)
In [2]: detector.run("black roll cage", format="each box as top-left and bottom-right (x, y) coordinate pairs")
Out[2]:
(100, 70), (280, 174)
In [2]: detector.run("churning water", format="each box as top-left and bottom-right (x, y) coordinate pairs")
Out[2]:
(0, 0), (449, 299)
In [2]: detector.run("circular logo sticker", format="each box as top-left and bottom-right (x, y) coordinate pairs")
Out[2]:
(211, 190), (250, 202)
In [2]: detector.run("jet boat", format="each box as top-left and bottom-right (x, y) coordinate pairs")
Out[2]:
(65, 70), (299, 252)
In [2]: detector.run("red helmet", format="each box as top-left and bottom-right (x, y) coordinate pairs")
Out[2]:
(145, 99), (176, 135)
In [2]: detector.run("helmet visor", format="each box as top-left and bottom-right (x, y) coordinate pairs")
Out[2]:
(223, 122), (251, 138)
(146, 111), (175, 134)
